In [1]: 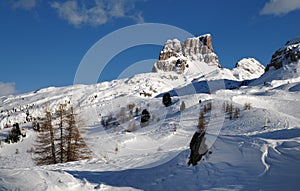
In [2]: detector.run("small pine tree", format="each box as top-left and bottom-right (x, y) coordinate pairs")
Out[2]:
(203, 105), (208, 114)
(228, 103), (233, 120)
(198, 111), (206, 133)
(222, 102), (226, 112)
(207, 102), (212, 111)
(234, 108), (240, 119)
(135, 107), (139, 116)
(225, 102), (230, 113)
(180, 101), (186, 111)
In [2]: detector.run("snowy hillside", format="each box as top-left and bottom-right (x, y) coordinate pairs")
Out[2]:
(0, 36), (300, 191)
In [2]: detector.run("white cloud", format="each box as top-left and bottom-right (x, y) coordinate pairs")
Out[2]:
(12, 0), (37, 10)
(260, 0), (300, 16)
(0, 82), (17, 96)
(51, 0), (143, 27)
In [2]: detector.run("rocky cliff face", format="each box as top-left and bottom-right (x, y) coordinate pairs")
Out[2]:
(153, 34), (221, 74)
(265, 37), (300, 72)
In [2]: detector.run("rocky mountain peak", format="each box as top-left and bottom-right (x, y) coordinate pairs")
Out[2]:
(265, 37), (300, 72)
(232, 58), (265, 80)
(153, 34), (221, 74)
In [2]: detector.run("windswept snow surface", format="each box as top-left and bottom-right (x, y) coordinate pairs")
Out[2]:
(0, 71), (300, 190)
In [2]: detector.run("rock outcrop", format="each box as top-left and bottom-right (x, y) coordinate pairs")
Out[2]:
(153, 34), (221, 74)
(265, 37), (300, 72)
(188, 131), (208, 166)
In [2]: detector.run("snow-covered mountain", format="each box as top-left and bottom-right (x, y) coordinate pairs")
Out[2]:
(0, 35), (300, 191)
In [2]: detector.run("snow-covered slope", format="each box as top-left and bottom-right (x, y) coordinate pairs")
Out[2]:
(1, 77), (300, 190)
(0, 36), (300, 191)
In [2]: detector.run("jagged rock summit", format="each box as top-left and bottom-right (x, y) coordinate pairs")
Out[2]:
(152, 34), (221, 75)
(152, 34), (264, 82)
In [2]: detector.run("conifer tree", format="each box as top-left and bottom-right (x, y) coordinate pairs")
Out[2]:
(180, 101), (186, 111)
(198, 111), (206, 133)
(34, 110), (57, 165)
(65, 107), (92, 162)
(56, 103), (67, 163)
(34, 105), (92, 165)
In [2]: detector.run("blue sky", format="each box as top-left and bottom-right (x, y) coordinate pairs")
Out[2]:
(0, 0), (300, 95)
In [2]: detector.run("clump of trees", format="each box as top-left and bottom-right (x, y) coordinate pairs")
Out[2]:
(223, 102), (241, 120)
(33, 104), (92, 165)
(244, 103), (251, 110)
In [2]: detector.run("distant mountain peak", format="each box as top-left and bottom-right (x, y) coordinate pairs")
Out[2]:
(232, 58), (265, 80)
